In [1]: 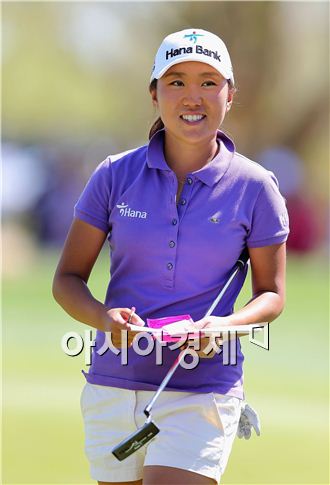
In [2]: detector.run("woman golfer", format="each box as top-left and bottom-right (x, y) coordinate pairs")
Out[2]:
(53, 29), (289, 485)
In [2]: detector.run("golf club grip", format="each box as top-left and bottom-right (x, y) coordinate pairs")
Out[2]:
(205, 249), (249, 317)
(237, 247), (249, 269)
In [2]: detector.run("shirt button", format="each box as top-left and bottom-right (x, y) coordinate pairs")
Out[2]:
(172, 218), (178, 225)
(169, 240), (175, 248)
(180, 198), (186, 205)
(187, 177), (193, 185)
(167, 263), (173, 270)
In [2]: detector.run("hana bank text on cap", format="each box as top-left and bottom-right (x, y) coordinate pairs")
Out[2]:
(150, 28), (234, 86)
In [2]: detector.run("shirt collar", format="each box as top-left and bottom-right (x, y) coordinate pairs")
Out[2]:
(147, 129), (235, 187)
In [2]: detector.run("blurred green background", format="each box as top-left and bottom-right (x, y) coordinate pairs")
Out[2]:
(2, 1), (329, 484)
(2, 251), (329, 484)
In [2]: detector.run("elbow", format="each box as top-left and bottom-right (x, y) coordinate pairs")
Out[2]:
(253, 289), (286, 323)
(52, 273), (64, 305)
(52, 275), (60, 303)
(277, 289), (286, 314)
(268, 292), (286, 322)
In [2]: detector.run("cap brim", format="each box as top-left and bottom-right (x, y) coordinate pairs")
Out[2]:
(150, 55), (233, 84)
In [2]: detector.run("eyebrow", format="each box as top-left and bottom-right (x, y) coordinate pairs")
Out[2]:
(163, 71), (221, 78)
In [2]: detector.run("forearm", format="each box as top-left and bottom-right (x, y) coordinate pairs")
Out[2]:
(227, 291), (285, 326)
(52, 274), (108, 331)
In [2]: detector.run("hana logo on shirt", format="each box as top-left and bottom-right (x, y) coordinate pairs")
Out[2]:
(116, 202), (148, 219)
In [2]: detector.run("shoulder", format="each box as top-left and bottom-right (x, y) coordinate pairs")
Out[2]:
(230, 151), (279, 189)
(92, 144), (148, 175)
(218, 131), (278, 189)
(109, 144), (148, 168)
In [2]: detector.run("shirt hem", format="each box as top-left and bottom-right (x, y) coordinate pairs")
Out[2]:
(247, 233), (289, 248)
(74, 209), (109, 233)
(82, 371), (244, 399)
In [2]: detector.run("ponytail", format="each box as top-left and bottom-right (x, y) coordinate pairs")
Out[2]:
(148, 79), (164, 139)
(149, 117), (164, 140)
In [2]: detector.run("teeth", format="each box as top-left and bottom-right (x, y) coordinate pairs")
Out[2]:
(181, 114), (204, 122)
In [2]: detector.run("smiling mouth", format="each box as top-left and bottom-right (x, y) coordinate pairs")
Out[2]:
(180, 114), (206, 123)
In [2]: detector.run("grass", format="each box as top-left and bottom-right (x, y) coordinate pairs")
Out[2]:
(2, 249), (329, 484)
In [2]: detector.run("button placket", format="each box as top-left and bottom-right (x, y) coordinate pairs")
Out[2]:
(164, 172), (195, 288)
(165, 209), (179, 287)
(161, 172), (178, 286)
(166, 214), (180, 286)
(177, 175), (194, 220)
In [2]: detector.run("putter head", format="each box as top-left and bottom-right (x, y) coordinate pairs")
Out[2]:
(112, 420), (160, 461)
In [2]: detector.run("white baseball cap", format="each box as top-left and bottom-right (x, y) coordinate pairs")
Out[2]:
(150, 28), (234, 85)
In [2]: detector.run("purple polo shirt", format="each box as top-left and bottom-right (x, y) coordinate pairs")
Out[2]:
(74, 129), (289, 399)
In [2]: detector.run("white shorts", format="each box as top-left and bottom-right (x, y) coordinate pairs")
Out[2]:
(80, 383), (242, 483)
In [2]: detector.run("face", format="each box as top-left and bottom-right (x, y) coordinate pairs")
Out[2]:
(150, 61), (234, 145)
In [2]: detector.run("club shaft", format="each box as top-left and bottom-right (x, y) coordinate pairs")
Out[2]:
(144, 255), (248, 417)
(144, 347), (189, 416)
(206, 249), (249, 316)
(205, 266), (240, 317)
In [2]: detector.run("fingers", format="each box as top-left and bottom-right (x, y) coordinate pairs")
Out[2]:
(236, 403), (261, 439)
(107, 308), (131, 326)
(192, 318), (210, 329)
(179, 336), (217, 359)
(129, 312), (145, 326)
(196, 349), (216, 359)
(193, 316), (224, 329)
(250, 416), (261, 436)
(107, 307), (144, 326)
(244, 404), (261, 435)
(105, 307), (145, 348)
(195, 336), (217, 358)
(121, 307), (145, 326)
(237, 419), (251, 440)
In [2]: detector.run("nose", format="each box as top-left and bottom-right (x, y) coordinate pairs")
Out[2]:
(182, 86), (202, 107)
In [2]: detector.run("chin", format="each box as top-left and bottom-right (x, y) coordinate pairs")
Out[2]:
(179, 128), (216, 144)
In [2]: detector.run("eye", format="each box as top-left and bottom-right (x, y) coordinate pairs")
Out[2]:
(170, 80), (184, 87)
(202, 80), (217, 87)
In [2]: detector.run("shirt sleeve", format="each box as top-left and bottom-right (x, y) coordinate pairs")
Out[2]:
(74, 157), (112, 233)
(247, 171), (290, 248)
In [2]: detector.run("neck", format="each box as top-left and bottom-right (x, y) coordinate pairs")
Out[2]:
(164, 131), (219, 179)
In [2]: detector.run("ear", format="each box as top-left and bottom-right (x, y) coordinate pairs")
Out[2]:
(226, 88), (234, 112)
(150, 88), (158, 108)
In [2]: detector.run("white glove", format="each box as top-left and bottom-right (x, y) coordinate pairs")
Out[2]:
(237, 402), (261, 439)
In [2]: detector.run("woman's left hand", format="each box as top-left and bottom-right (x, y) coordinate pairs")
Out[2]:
(179, 316), (232, 359)
(192, 315), (232, 330)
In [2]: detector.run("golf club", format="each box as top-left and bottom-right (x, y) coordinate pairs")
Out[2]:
(112, 248), (249, 461)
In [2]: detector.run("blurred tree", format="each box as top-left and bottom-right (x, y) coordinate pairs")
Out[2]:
(2, 2), (329, 197)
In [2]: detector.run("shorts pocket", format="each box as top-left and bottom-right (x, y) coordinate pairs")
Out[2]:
(210, 393), (241, 437)
(80, 383), (113, 416)
(80, 383), (89, 414)
(210, 394), (242, 473)
(80, 383), (103, 415)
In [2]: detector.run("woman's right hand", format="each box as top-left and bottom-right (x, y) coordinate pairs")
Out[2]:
(101, 307), (145, 348)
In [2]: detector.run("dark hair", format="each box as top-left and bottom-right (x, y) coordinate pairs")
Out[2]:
(148, 79), (165, 139)
(149, 117), (164, 140)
